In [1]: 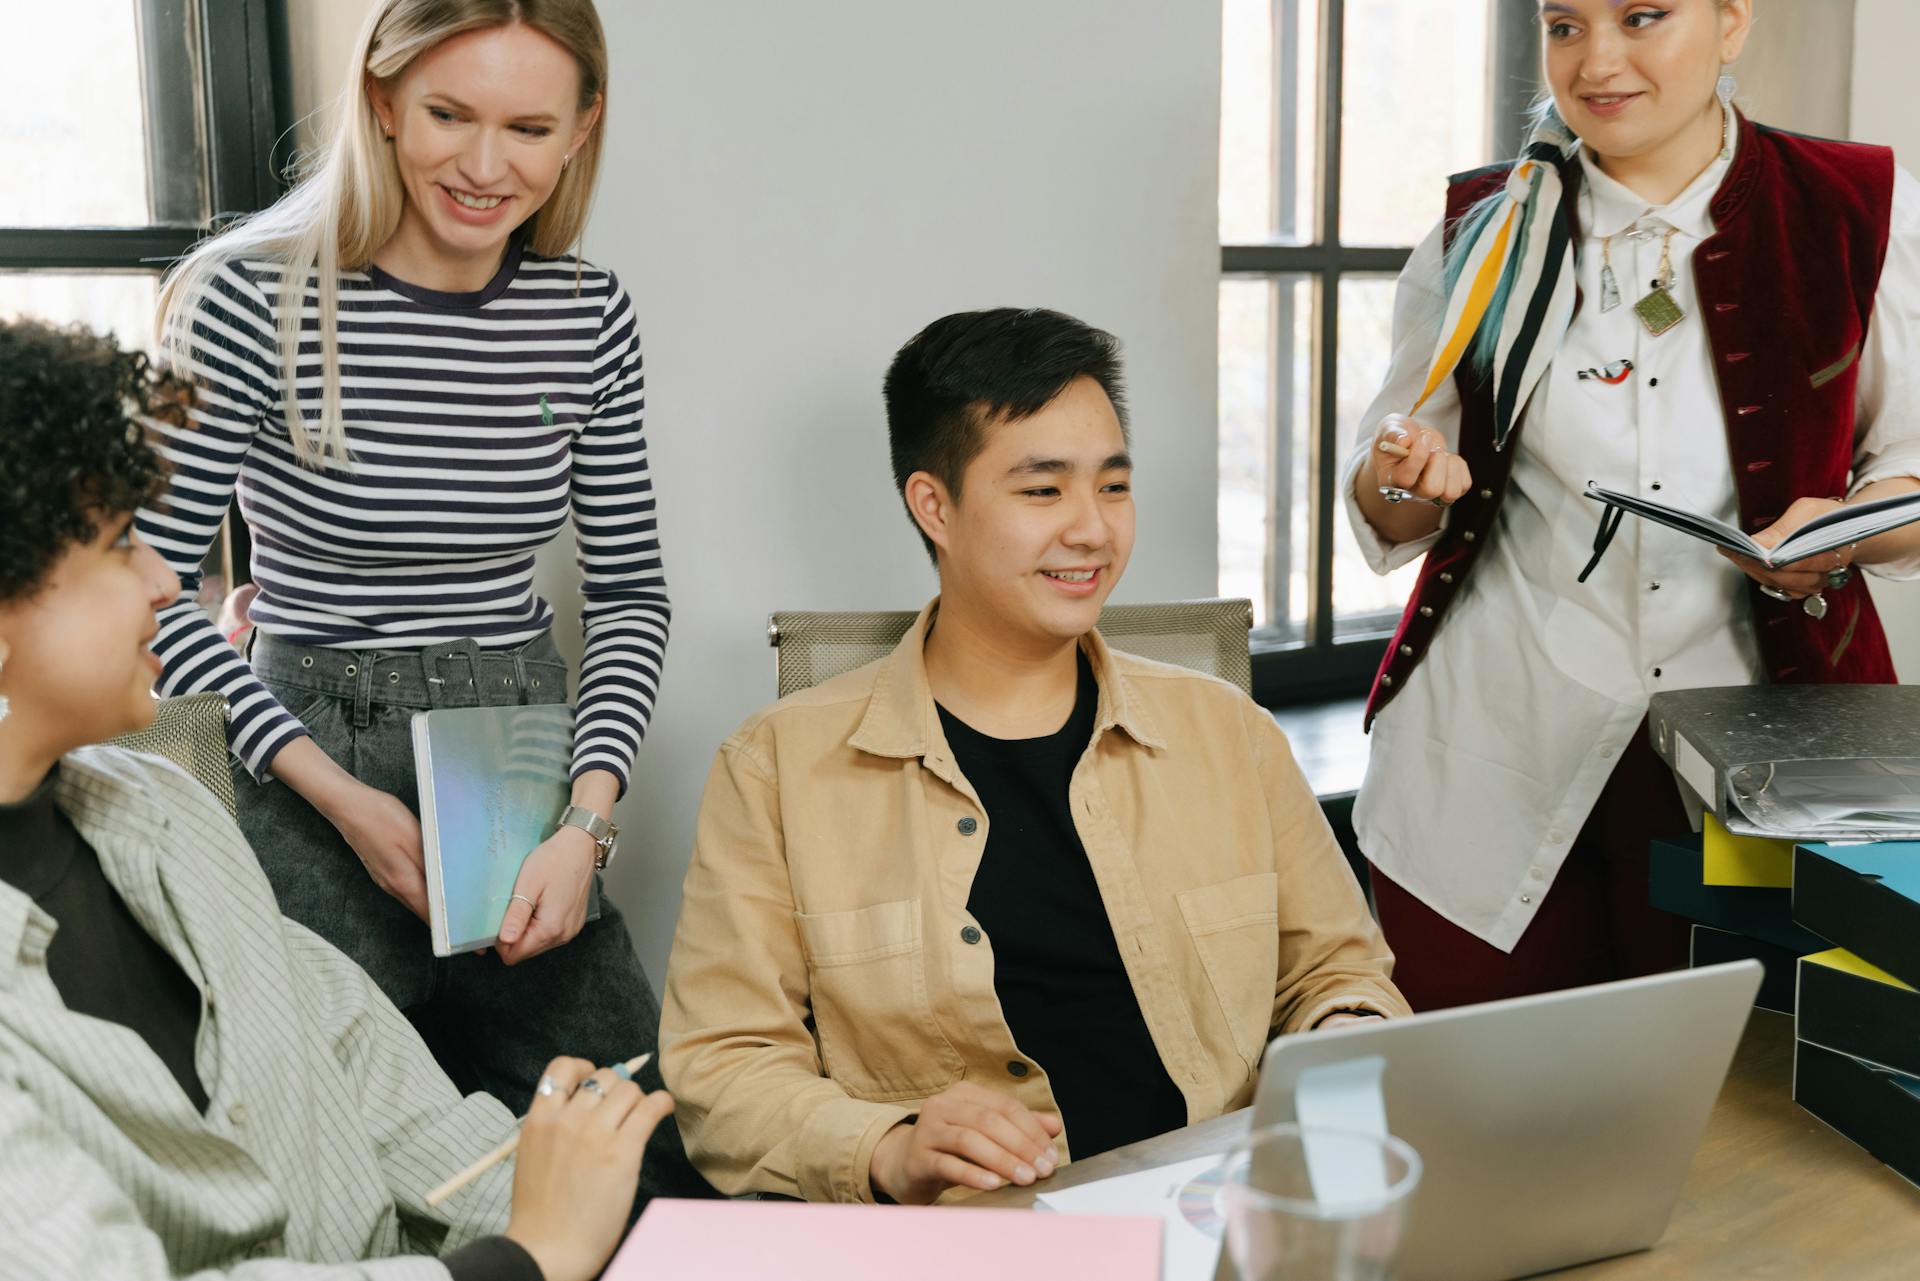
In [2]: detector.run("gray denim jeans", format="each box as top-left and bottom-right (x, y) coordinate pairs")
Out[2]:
(235, 630), (712, 1203)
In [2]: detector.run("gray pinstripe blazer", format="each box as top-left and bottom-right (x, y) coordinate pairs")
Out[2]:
(0, 747), (517, 1279)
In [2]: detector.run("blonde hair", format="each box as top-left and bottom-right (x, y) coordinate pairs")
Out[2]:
(157, 0), (608, 467)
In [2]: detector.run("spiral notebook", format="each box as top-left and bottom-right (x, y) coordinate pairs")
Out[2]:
(412, 704), (594, 956)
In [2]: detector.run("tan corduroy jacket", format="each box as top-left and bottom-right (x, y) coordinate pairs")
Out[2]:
(660, 602), (1408, 1203)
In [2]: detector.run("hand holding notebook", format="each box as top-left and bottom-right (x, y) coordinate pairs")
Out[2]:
(1579, 483), (1920, 579)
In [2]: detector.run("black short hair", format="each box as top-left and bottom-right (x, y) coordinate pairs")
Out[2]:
(883, 307), (1128, 564)
(0, 320), (186, 603)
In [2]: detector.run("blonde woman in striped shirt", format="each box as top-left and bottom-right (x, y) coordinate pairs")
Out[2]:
(137, 1), (703, 1201)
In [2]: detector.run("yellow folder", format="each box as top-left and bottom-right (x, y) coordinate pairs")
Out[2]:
(1701, 813), (1795, 888)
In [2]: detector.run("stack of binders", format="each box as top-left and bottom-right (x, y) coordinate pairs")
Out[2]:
(1790, 842), (1920, 1186)
(1647, 818), (1825, 1012)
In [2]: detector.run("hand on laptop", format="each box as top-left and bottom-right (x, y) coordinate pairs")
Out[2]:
(869, 1082), (1063, 1203)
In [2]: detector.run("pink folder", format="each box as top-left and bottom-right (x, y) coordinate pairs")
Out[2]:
(605, 1197), (1163, 1280)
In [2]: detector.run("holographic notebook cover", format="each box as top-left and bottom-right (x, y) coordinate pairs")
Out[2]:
(412, 704), (575, 957)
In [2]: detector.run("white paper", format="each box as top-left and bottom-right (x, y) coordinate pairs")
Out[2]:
(1293, 1055), (1390, 1205)
(1038, 1154), (1225, 1281)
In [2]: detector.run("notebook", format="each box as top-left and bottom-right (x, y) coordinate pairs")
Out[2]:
(1582, 483), (1920, 568)
(605, 1198), (1163, 1281)
(412, 703), (579, 957)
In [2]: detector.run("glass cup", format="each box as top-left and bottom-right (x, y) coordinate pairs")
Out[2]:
(1216, 1123), (1422, 1281)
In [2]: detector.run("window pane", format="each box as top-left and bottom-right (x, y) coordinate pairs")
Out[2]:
(0, 272), (159, 353)
(1339, 0), (1490, 247)
(1219, 275), (1311, 641)
(1333, 273), (1417, 637)
(0, 2), (157, 226)
(1220, 0), (1320, 244)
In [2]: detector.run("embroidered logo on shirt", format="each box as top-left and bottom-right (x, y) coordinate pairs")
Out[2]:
(539, 394), (555, 427)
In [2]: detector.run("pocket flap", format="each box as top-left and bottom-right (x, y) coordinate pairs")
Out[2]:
(1177, 871), (1279, 937)
(794, 898), (922, 966)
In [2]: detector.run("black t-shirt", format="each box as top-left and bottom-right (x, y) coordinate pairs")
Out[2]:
(937, 652), (1187, 1158)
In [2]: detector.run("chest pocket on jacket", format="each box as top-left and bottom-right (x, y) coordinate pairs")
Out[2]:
(1177, 872), (1280, 1073)
(795, 898), (964, 1102)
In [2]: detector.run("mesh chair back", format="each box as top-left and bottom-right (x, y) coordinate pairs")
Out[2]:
(106, 692), (237, 818)
(768, 599), (1254, 699)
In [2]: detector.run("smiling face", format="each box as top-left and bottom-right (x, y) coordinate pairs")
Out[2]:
(1539, 0), (1750, 162)
(909, 376), (1136, 650)
(0, 515), (180, 756)
(367, 22), (601, 279)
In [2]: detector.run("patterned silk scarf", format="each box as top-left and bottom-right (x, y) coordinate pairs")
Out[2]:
(1410, 112), (1582, 450)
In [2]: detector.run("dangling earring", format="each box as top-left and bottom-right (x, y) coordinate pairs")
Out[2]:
(1716, 71), (1736, 161)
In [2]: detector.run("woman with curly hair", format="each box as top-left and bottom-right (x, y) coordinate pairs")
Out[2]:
(133, 4), (698, 1198)
(0, 318), (672, 1280)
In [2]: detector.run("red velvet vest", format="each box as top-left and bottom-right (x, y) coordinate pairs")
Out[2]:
(1365, 113), (1898, 729)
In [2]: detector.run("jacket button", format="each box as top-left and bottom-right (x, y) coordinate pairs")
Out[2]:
(960, 926), (982, 945)
(1380, 674), (1394, 687)
(1462, 530), (1477, 542)
(957, 817), (978, 836)
(1439, 572), (1455, 584)
(1478, 488), (1492, 500)
(1007, 1061), (1030, 1078)
(1399, 645), (1414, 657)
(1419, 606), (1435, 618)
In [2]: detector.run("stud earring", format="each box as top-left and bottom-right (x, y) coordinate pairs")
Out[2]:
(561, 153), (571, 170)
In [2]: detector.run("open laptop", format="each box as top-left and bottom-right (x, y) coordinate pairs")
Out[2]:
(1219, 960), (1762, 1281)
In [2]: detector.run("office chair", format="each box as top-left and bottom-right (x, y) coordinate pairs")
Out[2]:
(107, 691), (237, 818)
(766, 599), (1254, 698)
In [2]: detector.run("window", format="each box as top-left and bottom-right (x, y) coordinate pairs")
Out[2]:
(0, 0), (290, 593)
(1220, 0), (1535, 704)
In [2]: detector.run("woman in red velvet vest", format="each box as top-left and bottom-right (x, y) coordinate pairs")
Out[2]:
(1342, 0), (1920, 1009)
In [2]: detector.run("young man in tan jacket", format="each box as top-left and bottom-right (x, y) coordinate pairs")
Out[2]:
(660, 308), (1409, 1206)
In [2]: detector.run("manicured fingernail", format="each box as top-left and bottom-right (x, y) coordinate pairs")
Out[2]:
(980, 1174), (1002, 1189)
(1014, 1163), (1035, 1183)
(1036, 1154), (1056, 1176)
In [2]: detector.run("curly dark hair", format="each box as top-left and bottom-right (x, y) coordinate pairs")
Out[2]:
(0, 318), (189, 603)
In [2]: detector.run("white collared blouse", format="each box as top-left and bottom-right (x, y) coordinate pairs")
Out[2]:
(1343, 129), (1920, 951)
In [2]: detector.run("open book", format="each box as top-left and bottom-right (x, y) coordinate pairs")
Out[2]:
(1583, 484), (1920, 570)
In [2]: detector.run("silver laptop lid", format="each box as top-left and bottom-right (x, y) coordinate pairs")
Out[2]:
(1234, 961), (1761, 1281)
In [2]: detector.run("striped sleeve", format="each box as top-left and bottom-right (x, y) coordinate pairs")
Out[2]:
(568, 274), (671, 791)
(135, 262), (313, 781)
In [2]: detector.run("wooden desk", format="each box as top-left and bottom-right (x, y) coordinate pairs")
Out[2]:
(969, 1012), (1920, 1277)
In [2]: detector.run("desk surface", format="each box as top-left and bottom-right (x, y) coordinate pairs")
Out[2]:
(968, 1011), (1920, 1278)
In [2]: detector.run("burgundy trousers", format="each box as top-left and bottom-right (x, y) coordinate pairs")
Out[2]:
(1368, 720), (1695, 1012)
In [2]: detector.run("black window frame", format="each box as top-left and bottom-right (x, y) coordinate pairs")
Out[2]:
(1231, 0), (1538, 707)
(0, 0), (292, 586)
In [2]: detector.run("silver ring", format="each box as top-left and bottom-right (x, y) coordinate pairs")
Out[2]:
(536, 1075), (559, 1098)
(1827, 566), (1853, 591)
(1379, 485), (1415, 505)
(1759, 584), (1795, 603)
(579, 1077), (606, 1099)
(510, 893), (535, 910)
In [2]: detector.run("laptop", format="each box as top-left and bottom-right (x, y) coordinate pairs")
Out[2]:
(1220, 960), (1762, 1281)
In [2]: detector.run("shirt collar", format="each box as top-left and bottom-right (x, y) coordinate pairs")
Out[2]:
(1578, 100), (1737, 241)
(848, 598), (1165, 762)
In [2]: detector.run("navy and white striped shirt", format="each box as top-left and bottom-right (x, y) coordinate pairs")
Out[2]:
(138, 240), (669, 790)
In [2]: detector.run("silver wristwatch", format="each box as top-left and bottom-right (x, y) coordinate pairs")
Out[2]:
(556, 804), (619, 869)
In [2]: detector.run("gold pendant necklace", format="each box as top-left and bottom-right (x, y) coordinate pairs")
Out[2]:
(1633, 226), (1685, 337)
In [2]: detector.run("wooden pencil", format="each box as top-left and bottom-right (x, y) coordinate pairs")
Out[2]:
(425, 1052), (653, 1206)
